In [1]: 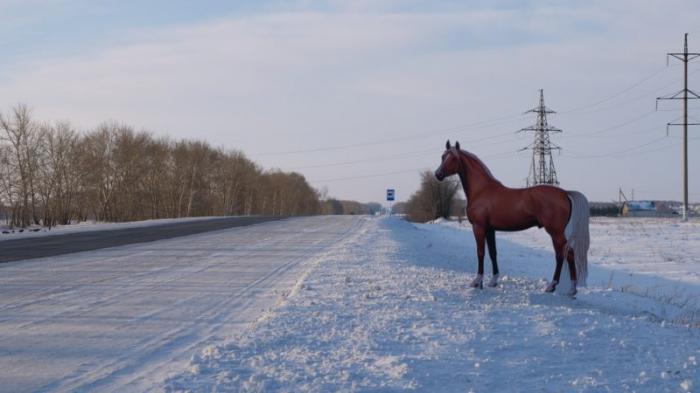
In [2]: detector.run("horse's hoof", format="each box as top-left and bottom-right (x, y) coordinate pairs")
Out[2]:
(469, 274), (483, 289)
(487, 274), (499, 287)
(544, 281), (558, 293)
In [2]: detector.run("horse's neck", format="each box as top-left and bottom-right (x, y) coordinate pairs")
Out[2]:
(458, 153), (499, 200)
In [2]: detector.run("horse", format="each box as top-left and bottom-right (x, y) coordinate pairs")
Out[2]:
(434, 140), (590, 296)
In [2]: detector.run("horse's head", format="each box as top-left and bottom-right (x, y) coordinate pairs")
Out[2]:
(435, 139), (461, 181)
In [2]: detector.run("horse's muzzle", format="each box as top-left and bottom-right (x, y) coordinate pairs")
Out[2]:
(434, 169), (445, 181)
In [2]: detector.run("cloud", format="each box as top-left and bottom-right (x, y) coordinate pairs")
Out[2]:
(0, 1), (699, 202)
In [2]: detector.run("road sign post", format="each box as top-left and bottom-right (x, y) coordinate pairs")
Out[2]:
(386, 189), (395, 216)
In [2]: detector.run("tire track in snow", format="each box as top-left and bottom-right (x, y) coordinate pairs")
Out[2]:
(44, 217), (362, 392)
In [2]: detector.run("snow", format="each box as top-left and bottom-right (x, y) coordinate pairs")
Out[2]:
(0, 216), (229, 242)
(0, 216), (364, 392)
(168, 216), (700, 392)
(486, 217), (700, 305)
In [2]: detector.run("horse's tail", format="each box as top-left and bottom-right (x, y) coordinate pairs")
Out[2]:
(565, 191), (590, 286)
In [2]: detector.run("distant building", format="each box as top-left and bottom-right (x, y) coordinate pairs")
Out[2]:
(621, 200), (681, 217)
(589, 202), (619, 217)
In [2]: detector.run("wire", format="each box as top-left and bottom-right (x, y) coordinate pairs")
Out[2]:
(558, 64), (700, 117)
(302, 107), (674, 177)
(257, 64), (700, 160)
(564, 136), (675, 159)
(562, 110), (658, 138)
(287, 129), (522, 170)
(559, 65), (671, 114)
(309, 168), (423, 183)
(288, 148), (436, 170)
(253, 114), (523, 157)
(308, 149), (523, 183)
(273, 60), (700, 186)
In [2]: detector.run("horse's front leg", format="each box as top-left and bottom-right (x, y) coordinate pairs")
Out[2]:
(486, 229), (499, 287)
(470, 225), (486, 289)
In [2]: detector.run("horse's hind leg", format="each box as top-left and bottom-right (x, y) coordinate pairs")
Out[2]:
(545, 233), (566, 293)
(486, 229), (499, 287)
(565, 248), (578, 296)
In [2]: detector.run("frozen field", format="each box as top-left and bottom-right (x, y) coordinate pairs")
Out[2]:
(499, 217), (700, 289)
(169, 216), (700, 392)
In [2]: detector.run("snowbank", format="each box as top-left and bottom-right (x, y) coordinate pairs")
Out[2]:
(167, 217), (700, 392)
(0, 216), (229, 242)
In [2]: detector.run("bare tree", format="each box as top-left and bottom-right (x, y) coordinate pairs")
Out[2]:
(0, 105), (42, 227)
(405, 170), (461, 222)
(0, 105), (323, 227)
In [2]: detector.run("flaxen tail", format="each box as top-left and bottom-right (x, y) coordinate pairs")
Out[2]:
(565, 191), (590, 286)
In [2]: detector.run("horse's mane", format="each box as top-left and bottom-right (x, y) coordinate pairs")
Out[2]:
(459, 149), (498, 181)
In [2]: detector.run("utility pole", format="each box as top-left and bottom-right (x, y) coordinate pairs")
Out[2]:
(619, 187), (629, 215)
(657, 33), (700, 221)
(519, 89), (562, 186)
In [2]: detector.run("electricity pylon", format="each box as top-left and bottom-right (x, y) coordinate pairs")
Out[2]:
(519, 89), (562, 187)
(656, 33), (700, 221)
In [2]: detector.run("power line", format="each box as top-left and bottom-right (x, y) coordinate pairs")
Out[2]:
(309, 168), (422, 183)
(303, 104), (688, 183)
(309, 150), (521, 183)
(285, 47), (700, 189)
(255, 64), (700, 160)
(253, 114), (523, 157)
(564, 136), (672, 159)
(561, 109), (657, 138)
(288, 148), (436, 170)
(560, 65), (671, 114)
(558, 65), (700, 117)
(293, 130), (524, 171)
(303, 107), (677, 179)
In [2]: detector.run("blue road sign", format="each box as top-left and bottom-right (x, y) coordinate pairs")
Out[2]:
(386, 189), (395, 201)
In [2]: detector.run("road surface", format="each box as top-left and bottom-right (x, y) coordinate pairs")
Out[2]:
(0, 216), (284, 263)
(0, 215), (364, 392)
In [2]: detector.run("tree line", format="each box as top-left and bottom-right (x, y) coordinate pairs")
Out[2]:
(0, 104), (323, 227)
(320, 198), (382, 215)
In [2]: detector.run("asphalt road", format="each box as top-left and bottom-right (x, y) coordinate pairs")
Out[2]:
(0, 216), (284, 263)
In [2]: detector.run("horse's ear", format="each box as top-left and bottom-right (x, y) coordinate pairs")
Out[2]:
(455, 141), (460, 150)
(445, 140), (451, 150)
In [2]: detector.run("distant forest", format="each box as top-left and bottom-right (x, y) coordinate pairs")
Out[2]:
(0, 105), (376, 228)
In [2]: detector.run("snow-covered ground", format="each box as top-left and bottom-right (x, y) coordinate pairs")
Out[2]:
(443, 217), (700, 311)
(502, 217), (700, 287)
(168, 216), (700, 392)
(0, 216), (364, 392)
(0, 216), (229, 242)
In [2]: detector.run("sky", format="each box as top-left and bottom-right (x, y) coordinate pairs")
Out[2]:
(1, 0), (699, 203)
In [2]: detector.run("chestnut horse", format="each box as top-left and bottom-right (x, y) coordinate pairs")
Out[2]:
(434, 140), (590, 296)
